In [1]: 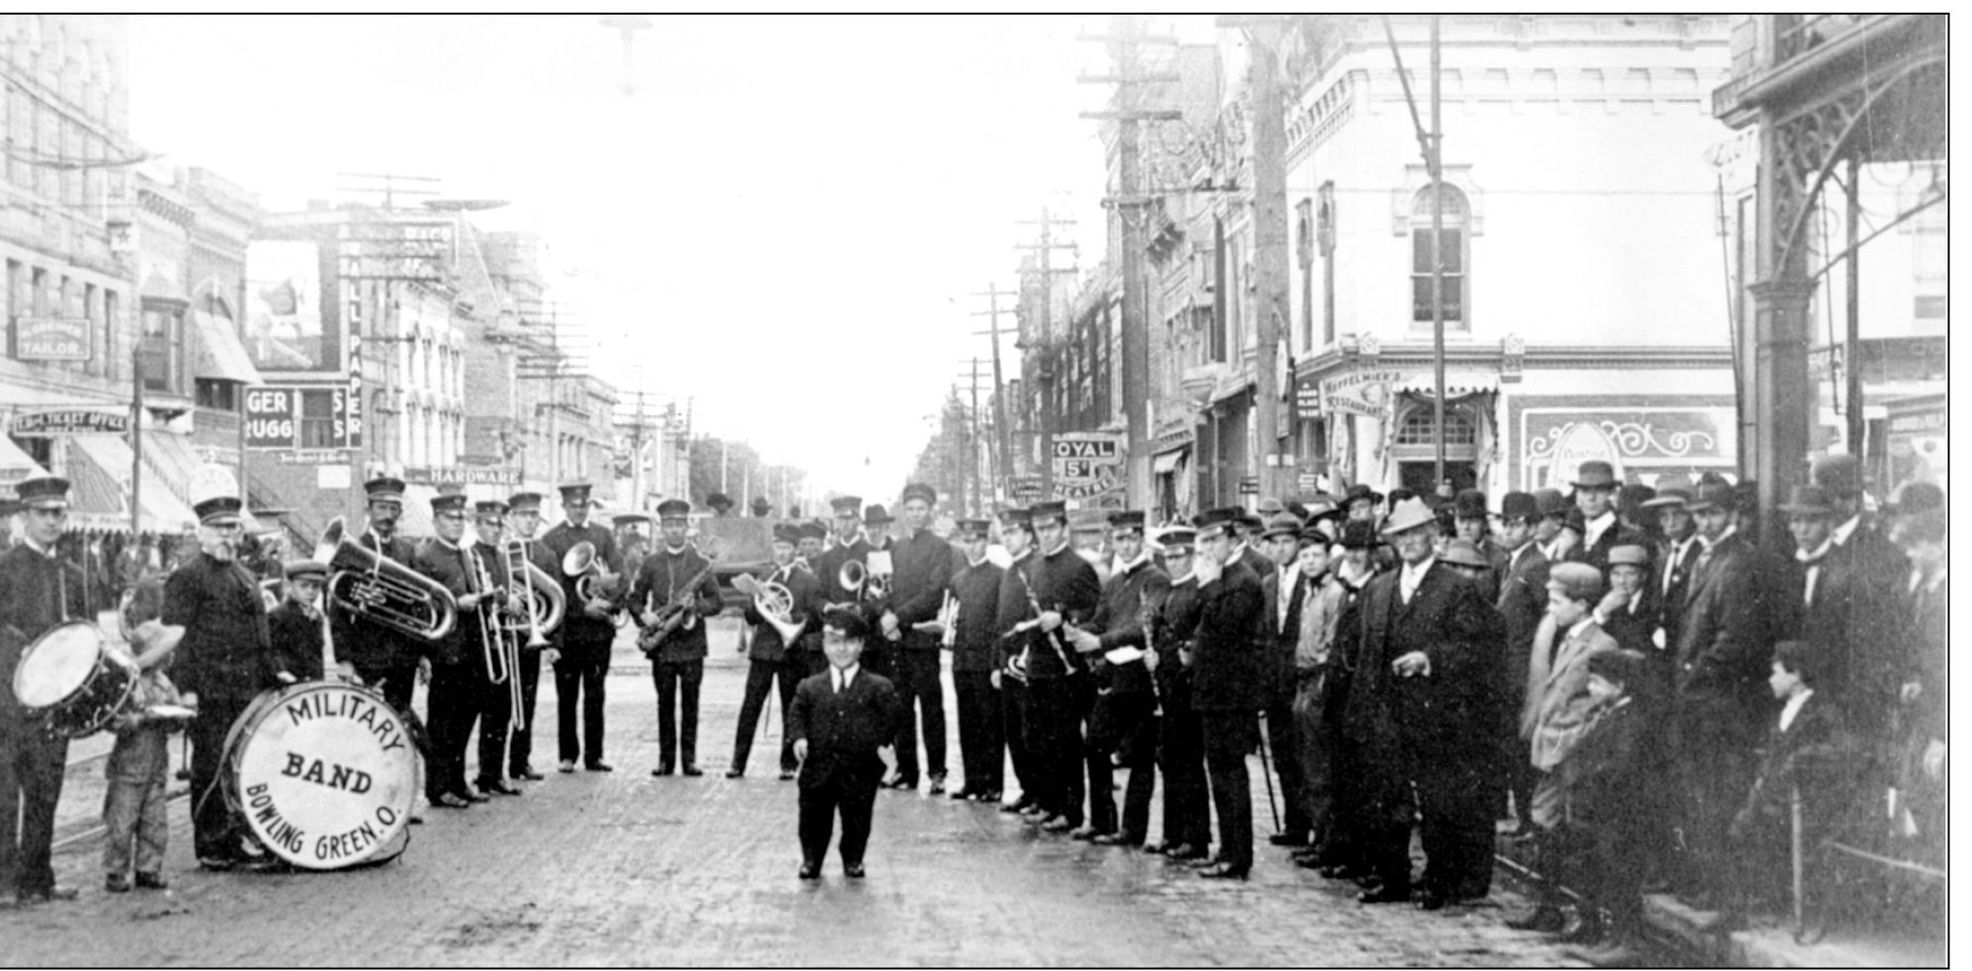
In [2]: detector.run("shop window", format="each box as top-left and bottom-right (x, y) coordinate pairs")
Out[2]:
(1410, 183), (1469, 329)
(299, 389), (338, 448)
(195, 378), (237, 412)
(140, 305), (182, 392)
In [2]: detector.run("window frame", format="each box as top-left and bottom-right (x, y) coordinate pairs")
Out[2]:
(1408, 182), (1471, 331)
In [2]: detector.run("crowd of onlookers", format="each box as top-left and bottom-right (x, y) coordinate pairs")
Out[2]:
(1140, 455), (1947, 964)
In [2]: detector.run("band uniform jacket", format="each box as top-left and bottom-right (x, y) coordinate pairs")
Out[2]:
(631, 545), (723, 663)
(885, 527), (955, 653)
(412, 539), (496, 671)
(1261, 564), (1308, 701)
(811, 535), (870, 610)
(788, 666), (903, 790)
(266, 600), (328, 682)
(994, 551), (1037, 675)
(0, 543), (91, 720)
(1018, 545), (1101, 681)
(1150, 574), (1202, 706)
(1087, 557), (1170, 696)
(743, 562), (820, 663)
(540, 521), (622, 651)
(1350, 561), (1504, 759)
(164, 553), (278, 704)
(330, 529), (424, 673)
(1522, 615), (1622, 771)
(946, 559), (1004, 674)
(1671, 532), (1770, 744)
(1185, 556), (1266, 714)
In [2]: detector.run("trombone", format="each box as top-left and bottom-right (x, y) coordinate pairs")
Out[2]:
(468, 544), (525, 734)
(502, 539), (564, 646)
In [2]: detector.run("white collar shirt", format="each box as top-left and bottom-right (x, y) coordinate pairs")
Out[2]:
(1779, 688), (1814, 733)
(832, 663), (859, 695)
(1400, 557), (1436, 604)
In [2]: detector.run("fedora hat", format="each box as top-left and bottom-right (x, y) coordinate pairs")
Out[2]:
(1572, 461), (1618, 489)
(1440, 539), (1490, 569)
(1777, 484), (1835, 517)
(1452, 488), (1488, 520)
(1380, 497), (1437, 536)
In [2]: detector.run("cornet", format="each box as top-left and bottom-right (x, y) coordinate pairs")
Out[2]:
(317, 518), (458, 642)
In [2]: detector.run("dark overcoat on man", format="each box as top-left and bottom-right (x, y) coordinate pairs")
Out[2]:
(1186, 555), (1266, 872)
(947, 557), (1004, 796)
(166, 550), (281, 861)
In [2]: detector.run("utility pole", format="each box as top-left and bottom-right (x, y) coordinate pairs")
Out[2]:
(956, 358), (991, 516)
(1220, 16), (1295, 501)
(1383, 16), (1448, 489)
(1016, 209), (1079, 500)
(970, 282), (1017, 506)
(1082, 16), (1182, 510)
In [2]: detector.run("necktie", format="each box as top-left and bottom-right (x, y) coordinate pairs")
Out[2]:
(1799, 555), (1823, 608)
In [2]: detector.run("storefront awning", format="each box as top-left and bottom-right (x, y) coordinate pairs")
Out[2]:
(0, 435), (49, 498)
(1153, 448), (1189, 475)
(139, 430), (205, 508)
(65, 436), (200, 533)
(190, 311), (264, 385)
(1395, 373), (1499, 399)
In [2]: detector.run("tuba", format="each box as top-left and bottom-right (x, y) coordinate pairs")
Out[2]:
(318, 517), (458, 642)
(735, 572), (805, 646)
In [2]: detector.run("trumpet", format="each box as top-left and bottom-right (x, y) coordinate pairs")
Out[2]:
(735, 572), (805, 646)
(318, 518), (458, 642)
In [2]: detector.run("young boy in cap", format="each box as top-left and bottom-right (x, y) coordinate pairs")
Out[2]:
(267, 559), (333, 684)
(101, 571), (188, 893)
(790, 609), (902, 880)
(1550, 648), (1655, 966)
(0, 475), (91, 902)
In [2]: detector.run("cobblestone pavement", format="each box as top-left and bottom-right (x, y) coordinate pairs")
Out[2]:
(5, 620), (1584, 967)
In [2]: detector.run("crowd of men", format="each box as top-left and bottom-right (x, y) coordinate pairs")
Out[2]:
(0, 458), (1949, 959)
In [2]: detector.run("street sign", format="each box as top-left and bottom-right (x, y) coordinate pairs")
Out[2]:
(1297, 472), (1321, 493)
(10, 410), (129, 436)
(15, 318), (91, 362)
(1051, 431), (1124, 500)
(1239, 475), (1260, 496)
(1295, 374), (1323, 420)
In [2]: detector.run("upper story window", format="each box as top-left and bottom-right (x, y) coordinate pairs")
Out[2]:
(1410, 183), (1469, 330)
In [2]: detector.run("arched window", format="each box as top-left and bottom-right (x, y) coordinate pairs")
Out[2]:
(1410, 183), (1469, 329)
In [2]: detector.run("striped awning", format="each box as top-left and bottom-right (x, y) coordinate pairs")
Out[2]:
(0, 435), (49, 498)
(190, 311), (264, 385)
(1395, 373), (1499, 399)
(64, 436), (200, 533)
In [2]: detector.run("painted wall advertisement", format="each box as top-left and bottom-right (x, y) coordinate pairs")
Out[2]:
(245, 240), (335, 372)
(1518, 404), (1735, 491)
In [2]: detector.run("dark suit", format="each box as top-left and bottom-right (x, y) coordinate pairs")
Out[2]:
(165, 552), (280, 862)
(541, 520), (621, 767)
(1669, 531), (1772, 896)
(632, 545), (723, 770)
(1151, 574), (1210, 849)
(995, 552), (1039, 805)
(1496, 542), (1549, 824)
(1577, 514), (1622, 573)
(789, 666), (902, 867)
(1260, 563), (1313, 841)
(1084, 557), (1169, 839)
(0, 543), (89, 895)
(884, 527), (955, 785)
(1187, 556), (1266, 870)
(733, 563), (819, 775)
(412, 538), (494, 800)
(1654, 535), (1703, 658)
(948, 559), (1004, 795)
(1779, 534), (1910, 745)
(1354, 559), (1506, 897)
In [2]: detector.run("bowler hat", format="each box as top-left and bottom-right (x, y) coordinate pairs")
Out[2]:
(797, 520), (829, 541)
(1777, 484), (1835, 517)
(706, 491), (734, 511)
(863, 504), (895, 525)
(1498, 491), (1538, 522)
(1534, 488), (1571, 519)
(1586, 647), (1648, 686)
(1685, 481), (1736, 514)
(1573, 461), (1618, 489)
(1380, 498), (1437, 536)
(1336, 520), (1382, 550)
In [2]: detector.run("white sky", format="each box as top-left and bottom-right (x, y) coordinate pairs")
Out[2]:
(127, 14), (1218, 503)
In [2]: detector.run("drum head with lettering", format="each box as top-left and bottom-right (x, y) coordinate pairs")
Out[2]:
(12, 622), (100, 709)
(228, 683), (417, 870)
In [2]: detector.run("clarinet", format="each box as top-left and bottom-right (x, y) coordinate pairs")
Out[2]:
(1013, 565), (1074, 673)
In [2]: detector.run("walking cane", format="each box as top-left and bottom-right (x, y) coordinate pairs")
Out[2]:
(1254, 709), (1281, 834)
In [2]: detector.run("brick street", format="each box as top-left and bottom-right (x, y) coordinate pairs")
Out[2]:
(4, 620), (1583, 967)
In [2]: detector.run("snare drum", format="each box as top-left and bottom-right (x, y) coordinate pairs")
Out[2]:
(222, 681), (418, 870)
(10, 621), (139, 739)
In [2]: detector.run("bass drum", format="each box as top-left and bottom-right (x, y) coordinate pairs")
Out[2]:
(222, 681), (418, 870)
(10, 621), (138, 739)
